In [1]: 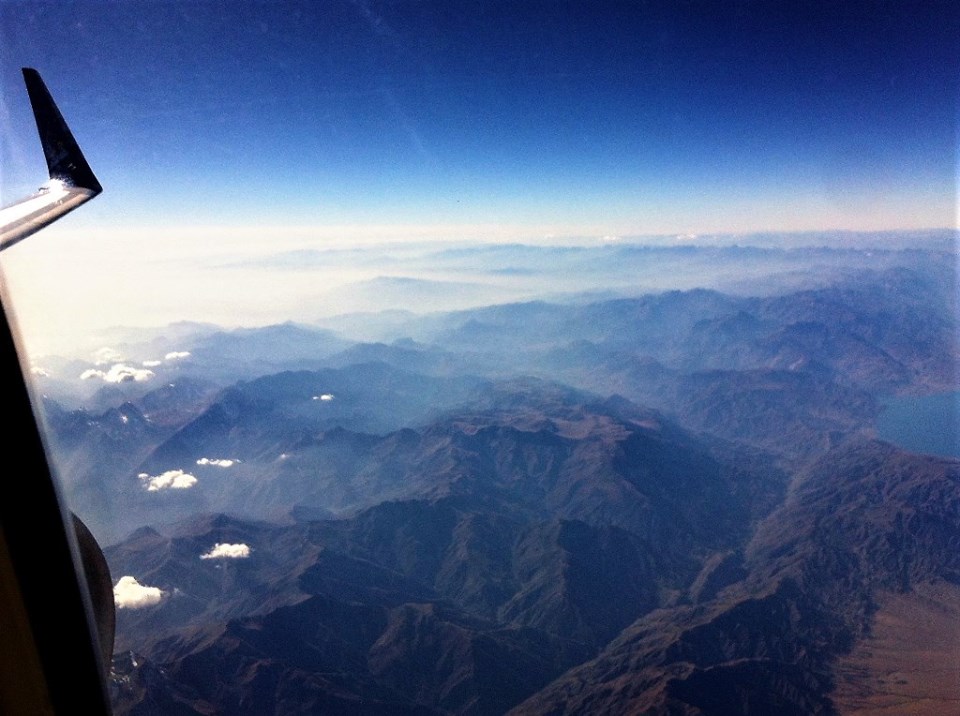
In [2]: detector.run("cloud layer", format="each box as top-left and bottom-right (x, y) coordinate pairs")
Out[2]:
(138, 469), (198, 491)
(196, 458), (238, 467)
(83, 348), (191, 380)
(81, 363), (155, 383)
(200, 543), (251, 560)
(114, 576), (164, 608)
(93, 347), (124, 365)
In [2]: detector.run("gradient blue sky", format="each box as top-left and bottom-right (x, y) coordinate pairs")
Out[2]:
(1, 0), (956, 234)
(0, 1), (957, 355)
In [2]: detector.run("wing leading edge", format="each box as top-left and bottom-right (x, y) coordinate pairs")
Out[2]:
(0, 68), (102, 251)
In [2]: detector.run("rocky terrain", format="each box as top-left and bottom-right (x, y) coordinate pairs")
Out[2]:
(32, 256), (959, 714)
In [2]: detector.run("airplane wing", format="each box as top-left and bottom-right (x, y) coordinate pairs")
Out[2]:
(0, 68), (102, 250)
(0, 70), (112, 714)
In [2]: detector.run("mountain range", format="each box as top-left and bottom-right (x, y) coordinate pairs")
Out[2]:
(32, 250), (959, 714)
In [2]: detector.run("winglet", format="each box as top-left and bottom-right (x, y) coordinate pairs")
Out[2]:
(0, 70), (103, 251)
(22, 67), (102, 194)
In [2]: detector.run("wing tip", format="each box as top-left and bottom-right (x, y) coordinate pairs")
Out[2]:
(21, 68), (102, 195)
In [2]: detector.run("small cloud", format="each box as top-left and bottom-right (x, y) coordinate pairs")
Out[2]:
(200, 543), (251, 560)
(601, 234), (621, 242)
(93, 347), (124, 365)
(312, 394), (335, 401)
(80, 363), (154, 383)
(675, 233), (698, 241)
(196, 458), (238, 468)
(164, 351), (191, 361)
(30, 366), (50, 377)
(114, 576), (164, 609)
(142, 360), (162, 367)
(138, 469), (197, 491)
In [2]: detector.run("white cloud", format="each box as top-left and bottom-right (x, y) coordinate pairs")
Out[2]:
(200, 543), (251, 560)
(30, 366), (50, 377)
(80, 363), (154, 383)
(164, 351), (191, 360)
(93, 347), (124, 365)
(138, 469), (197, 491)
(196, 458), (238, 467)
(114, 576), (164, 609)
(312, 393), (335, 401)
(142, 359), (162, 367)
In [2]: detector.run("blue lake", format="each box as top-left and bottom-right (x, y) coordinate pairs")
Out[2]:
(876, 392), (960, 459)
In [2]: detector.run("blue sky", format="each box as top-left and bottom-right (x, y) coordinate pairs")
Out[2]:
(1, 0), (956, 234)
(0, 1), (956, 355)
